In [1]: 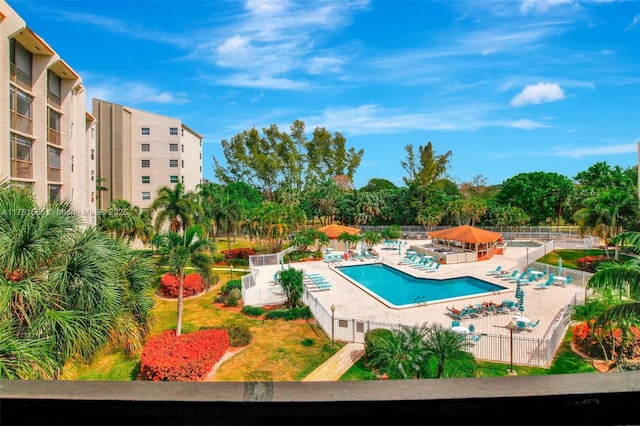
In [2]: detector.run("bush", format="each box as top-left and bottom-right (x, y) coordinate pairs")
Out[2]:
(364, 328), (394, 361)
(576, 255), (612, 272)
(221, 279), (242, 295)
(224, 288), (241, 307)
(140, 329), (229, 381)
(226, 324), (252, 347)
(241, 306), (265, 317)
(264, 306), (313, 320)
(573, 322), (640, 360)
(221, 247), (256, 260)
(160, 273), (205, 298)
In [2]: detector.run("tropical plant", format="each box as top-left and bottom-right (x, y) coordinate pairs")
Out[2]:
(365, 325), (430, 379)
(423, 323), (475, 378)
(149, 183), (202, 233)
(0, 183), (155, 379)
(153, 225), (217, 335)
(98, 198), (153, 243)
(277, 268), (304, 309)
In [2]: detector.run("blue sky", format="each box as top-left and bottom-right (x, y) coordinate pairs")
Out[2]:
(9, 0), (640, 188)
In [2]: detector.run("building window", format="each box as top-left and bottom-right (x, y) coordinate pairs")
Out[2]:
(170, 175), (179, 184)
(71, 156), (74, 172)
(48, 146), (62, 182)
(181, 128), (184, 136)
(141, 160), (150, 168)
(48, 108), (62, 145)
(91, 192), (95, 203)
(181, 144), (184, 152)
(199, 153), (201, 159)
(141, 192), (151, 200)
(169, 143), (178, 152)
(91, 149), (95, 160)
(170, 127), (178, 135)
(10, 133), (33, 179)
(181, 160), (184, 168)
(9, 86), (33, 134)
(142, 176), (150, 184)
(141, 143), (150, 152)
(49, 184), (62, 203)
(169, 159), (178, 167)
(91, 170), (95, 182)
(47, 70), (62, 108)
(9, 39), (32, 89)
(141, 127), (150, 136)
(181, 176), (184, 184)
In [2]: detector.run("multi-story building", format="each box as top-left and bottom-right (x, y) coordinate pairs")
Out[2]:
(92, 99), (203, 210)
(0, 1), (96, 224)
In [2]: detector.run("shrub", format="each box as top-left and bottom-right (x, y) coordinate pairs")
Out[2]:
(221, 279), (242, 295)
(576, 255), (611, 273)
(264, 306), (313, 320)
(241, 306), (265, 317)
(224, 288), (241, 307)
(226, 324), (252, 347)
(300, 338), (315, 347)
(364, 328), (394, 361)
(221, 247), (256, 260)
(572, 322), (640, 360)
(140, 329), (229, 381)
(160, 273), (205, 298)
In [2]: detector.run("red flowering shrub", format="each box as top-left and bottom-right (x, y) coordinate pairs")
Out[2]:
(573, 322), (640, 360)
(140, 329), (229, 381)
(576, 256), (609, 272)
(221, 248), (256, 260)
(160, 273), (205, 298)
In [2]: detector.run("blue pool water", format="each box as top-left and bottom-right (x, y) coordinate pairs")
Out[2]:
(337, 263), (507, 307)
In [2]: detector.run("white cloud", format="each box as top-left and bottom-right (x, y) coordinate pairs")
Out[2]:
(508, 119), (548, 129)
(85, 77), (189, 105)
(520, 0), (574, 14)
(553, 143), (638, 158)
(510, 82), (565, 106)
(217, 74), (309, 90)
(626, 15), (640, 31)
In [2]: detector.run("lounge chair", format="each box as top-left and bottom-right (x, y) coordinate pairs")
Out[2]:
(501, 270), (519, 280)
(421, 262), (440, 272)
(451, 320), (460, 328)
(487, 265), (502, 276)
(535, 275), (555, 289)
(526, 319), (540, 329)
(516, 320), (528, 331)
(507, 271), (527, 283)
(518, 274), (536, 286)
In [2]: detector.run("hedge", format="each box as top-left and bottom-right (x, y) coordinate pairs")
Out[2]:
(140, 329), (229, 381)
(221, 248), (256, 260)
(160, 273), (205, 298)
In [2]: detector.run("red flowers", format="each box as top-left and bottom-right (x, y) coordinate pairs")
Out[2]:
(160, 273), (205, 298)
(140, 329), (229, 381)
(221, 248), (256, 260)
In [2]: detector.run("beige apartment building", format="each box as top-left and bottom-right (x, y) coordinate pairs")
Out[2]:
(0, 1), (97, 224)
(93, 99), (203, 210)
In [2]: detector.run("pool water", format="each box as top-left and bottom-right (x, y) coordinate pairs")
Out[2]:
(337, 263), (507, 308)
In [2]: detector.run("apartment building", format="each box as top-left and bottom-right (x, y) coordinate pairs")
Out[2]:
(93, 99), (203, 210)
(0, 1), (97, 224)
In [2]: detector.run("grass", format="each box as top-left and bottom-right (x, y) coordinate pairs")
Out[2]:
(538, 249), (634, 270)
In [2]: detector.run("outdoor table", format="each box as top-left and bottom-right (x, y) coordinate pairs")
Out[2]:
(529, 271), (545, 279)
(512, 314), (530, 323)
(451, 326), (470, 334)
(553, 276), (568, 284)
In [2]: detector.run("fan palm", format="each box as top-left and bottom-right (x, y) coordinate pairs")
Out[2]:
(153, 225), (217, 335)
(0, 182), (155, 379)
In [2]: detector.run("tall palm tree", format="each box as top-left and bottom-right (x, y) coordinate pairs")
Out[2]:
(153, 225), (217, 336)
(149, 183), (202, 234)
(0, 182), (155, 379)
(423, 323), (473, 378)
(365, 325), (429, 379)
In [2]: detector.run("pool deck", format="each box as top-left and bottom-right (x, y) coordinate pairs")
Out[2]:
(255, 240), (583, 340)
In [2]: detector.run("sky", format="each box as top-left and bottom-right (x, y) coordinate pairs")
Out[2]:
(7, 0), (640, 189)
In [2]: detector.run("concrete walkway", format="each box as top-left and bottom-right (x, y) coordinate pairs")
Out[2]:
(302, 343), (365, 381)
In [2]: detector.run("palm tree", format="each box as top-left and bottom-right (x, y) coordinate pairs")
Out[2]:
(423, 323), (474, 378)
(0, 182), (155, 378)
(365, 325), (429, 379)
(584, 231), (640, 363)
(153, 225), (217, 336)
(149, 183), (202, 234)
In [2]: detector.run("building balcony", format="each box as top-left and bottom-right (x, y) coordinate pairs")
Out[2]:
(10, 63), (32, 90)
(10, 111), (33, 134)
(11, 159), (33, 179)
(48, 128), (61, 145)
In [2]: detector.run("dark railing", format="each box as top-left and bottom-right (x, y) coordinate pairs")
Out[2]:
(11, 159), (33, 179)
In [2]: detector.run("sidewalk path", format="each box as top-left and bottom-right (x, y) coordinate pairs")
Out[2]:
(302, 343), (365, 381)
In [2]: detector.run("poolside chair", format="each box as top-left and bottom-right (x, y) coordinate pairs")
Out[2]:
(535, 275), (555, 289)
(451, 320), (460, 328)
(486, 265), (502, 276)
(501, 270), (519, 280)
(469, 334), (481, 343)
(421, 262), (440, 272)
(507, 271), (527, 283)
(516, 320), (528, 331)
(468, 324), (475, 333)
(526, 319), (540, 330)
(518, 274), (536, 286)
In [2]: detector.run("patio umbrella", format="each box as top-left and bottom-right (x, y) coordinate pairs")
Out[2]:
(518, 292), (525, 315)
(280, 257), (285, 271)
(360, 240), (365, 256)
(558, 257), (563, 276)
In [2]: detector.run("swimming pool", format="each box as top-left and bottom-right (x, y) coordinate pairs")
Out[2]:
(336, 263), (507, 308)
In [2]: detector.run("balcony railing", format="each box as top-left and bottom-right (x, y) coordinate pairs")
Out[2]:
(48, 166), (61, 182)
(48, 128), (61, 145)
(10, 63), (32, 90)
(11, 159), (33, 179)
(10, 111), (33, 134)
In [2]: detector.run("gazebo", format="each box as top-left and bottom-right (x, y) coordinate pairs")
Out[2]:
(318, 223), (361, 251)
(428, 225), (503, 261)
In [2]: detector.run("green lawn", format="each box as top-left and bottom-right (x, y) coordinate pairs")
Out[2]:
(537, 249), (634, 270)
